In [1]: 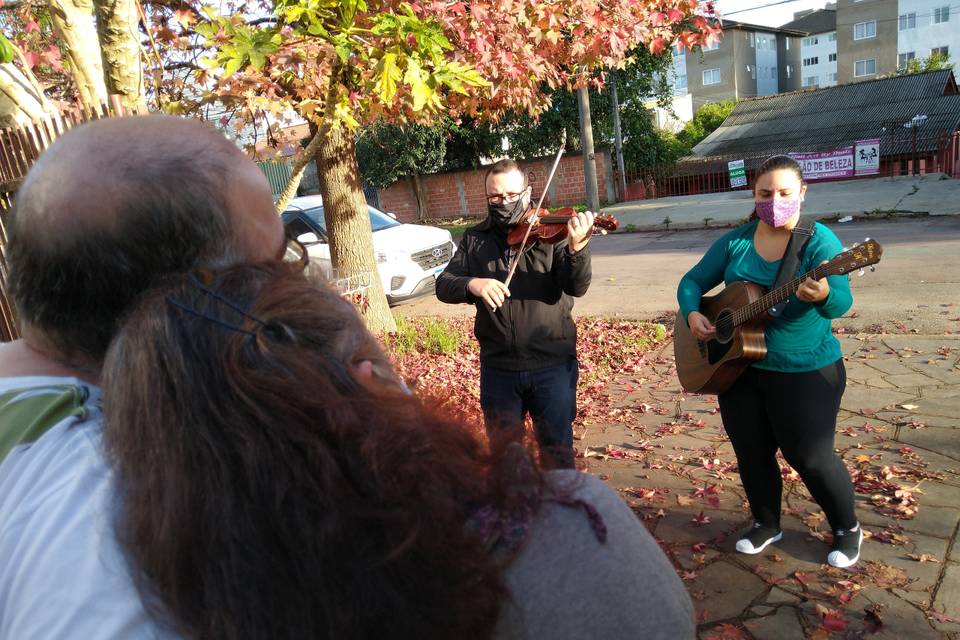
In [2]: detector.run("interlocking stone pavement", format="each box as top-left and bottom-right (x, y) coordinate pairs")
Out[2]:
(579, 332), (960, 639)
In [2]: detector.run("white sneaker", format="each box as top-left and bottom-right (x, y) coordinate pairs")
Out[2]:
(827, 524), (863, 568)
(735, 523), (783, 554)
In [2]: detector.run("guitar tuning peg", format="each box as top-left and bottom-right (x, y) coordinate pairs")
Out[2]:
(842, 246), (849, 251)
(869, 265), (876, 272)
(864, 237), (871, 242)
(858, 269), (865, 277)
(852, 242), (861, 248)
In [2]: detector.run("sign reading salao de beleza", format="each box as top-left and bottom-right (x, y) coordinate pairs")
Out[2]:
(727, 159), (747, 188)
(788, 147), (855, 181)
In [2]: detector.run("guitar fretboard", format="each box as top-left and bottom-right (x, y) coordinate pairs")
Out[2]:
(732, 263), (832, 327)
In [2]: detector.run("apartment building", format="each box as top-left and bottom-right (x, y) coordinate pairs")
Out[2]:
(782, 8), (839, 88)
(674, 20), (804, 111)
(835, 0), (898, 83)
(897, 0), (957, 70)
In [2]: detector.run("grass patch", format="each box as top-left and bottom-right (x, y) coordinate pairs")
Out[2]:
(387, 316), (467, 357)
(389, 317), (419, 356)
(423, 318), (460, 355)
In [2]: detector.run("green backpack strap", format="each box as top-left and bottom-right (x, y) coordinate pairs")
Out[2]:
(0, 385), (91, 463)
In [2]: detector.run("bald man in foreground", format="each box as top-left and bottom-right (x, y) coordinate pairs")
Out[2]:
(0, 116), (284, 638)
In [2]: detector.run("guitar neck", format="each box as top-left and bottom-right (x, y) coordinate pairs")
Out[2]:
(733, 263), (832, 326)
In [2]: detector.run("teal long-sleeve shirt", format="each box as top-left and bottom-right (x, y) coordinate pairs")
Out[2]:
(677, 220), (853, 373)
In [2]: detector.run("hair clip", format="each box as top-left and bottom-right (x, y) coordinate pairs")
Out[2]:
(165, 296), (257, 338)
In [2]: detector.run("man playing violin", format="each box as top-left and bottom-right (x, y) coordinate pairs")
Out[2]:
(436, 159), (594, 469)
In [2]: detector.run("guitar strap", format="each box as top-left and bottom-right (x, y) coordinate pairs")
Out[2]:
(767, 217), (814, 317)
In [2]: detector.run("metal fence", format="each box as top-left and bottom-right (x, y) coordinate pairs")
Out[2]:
(614, 130), (960, 203)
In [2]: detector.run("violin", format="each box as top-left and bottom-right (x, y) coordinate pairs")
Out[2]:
(506, 207), (619, 249)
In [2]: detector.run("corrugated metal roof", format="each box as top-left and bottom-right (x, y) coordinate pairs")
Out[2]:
(692, 70), (960, 159)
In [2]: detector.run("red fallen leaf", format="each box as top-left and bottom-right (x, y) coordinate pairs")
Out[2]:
(793, 571), (817, 585)
(862, 408), (877, 417)
(710, 405), (720, 414)
(899, 446), (914, 455)
(821, 611), (849, 633)
(691, 542), (707, 552)
(703, 623), (747, 640)
(928, 611), (955, 623)
(864, 603), (884, 632)
(691, 511), (711, 526)
(681, 570), (698, 581)
(907, 553), (939, 563)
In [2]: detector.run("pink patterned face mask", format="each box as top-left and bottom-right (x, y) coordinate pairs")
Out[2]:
(755, 198), (801, 228)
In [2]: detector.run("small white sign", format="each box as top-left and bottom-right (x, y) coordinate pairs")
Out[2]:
(855, 138), (880, 176)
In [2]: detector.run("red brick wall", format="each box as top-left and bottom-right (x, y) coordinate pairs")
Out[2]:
(378, 151), (612, 223)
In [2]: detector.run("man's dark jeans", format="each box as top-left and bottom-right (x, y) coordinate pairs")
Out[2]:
(479, 359), (579, 469)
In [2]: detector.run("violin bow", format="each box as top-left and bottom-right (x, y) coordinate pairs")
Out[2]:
(504, 129), (567, 289)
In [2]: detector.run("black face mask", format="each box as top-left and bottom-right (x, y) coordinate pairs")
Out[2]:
(487, 197), (526, 231)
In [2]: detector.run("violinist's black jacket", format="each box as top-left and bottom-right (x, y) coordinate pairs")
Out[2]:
(436, 217), (592, 371)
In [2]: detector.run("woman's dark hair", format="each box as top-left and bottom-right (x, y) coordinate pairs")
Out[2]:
(749, 154), (805, 220)
(102, 264), (540, 640)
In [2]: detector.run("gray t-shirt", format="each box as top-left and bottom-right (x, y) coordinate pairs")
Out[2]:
(496, 470), (695, 640)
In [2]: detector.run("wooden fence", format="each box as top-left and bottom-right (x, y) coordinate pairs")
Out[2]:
(0, 101), (124, 342)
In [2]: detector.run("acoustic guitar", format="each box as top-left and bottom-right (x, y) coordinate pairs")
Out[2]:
(674, 239), (883, 395)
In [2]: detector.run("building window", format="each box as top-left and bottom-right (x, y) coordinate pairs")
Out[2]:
(750, 65), (757, 79)
(933, 6), (950, 23)
(803, 57), (819, 66)
(673, 44), (685, 57)
(771, 65), (777, 76)
(803, 76), (818, 87)
(675, 75), (688, 90)
(749, 33), (755, 48)
(786, 64), (792, 78)
(899, 13), (916, 30)
(829, 53), (837, 62)
(802, 36), (819, 46)
(828, 32), (837, 42)
(854, 21), (876, 40)
(898, 52), (916, 69)
(702, 68), (721, 85)
(829, 72), (838, 82)
(931, 46), (949, 58)
(855, 58), (876, 77)
(703, 40), (720, 52)
(786, 38), (790, 50)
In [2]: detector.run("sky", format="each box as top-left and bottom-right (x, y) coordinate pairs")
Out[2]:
(712, 0), (832, 27)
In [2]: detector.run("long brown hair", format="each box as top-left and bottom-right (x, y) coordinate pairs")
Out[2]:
(102, 264), (539, 639)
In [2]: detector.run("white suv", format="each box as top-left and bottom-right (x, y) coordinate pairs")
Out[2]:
(282, 195), (456, 305)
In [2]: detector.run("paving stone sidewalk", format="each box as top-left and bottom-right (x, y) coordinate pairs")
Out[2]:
(580, 333), (960, 639)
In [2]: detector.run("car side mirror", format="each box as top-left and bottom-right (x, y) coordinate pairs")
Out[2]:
(297, 231), (323, 245)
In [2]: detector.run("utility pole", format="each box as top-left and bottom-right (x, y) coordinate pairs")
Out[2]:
(577, 86), (600, 212)
(609, 70), (627, 200)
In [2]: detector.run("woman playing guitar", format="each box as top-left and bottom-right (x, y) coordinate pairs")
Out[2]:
(677, 155), (862, 568)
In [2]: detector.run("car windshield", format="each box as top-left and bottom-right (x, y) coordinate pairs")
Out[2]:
(297, 205), (401, 233)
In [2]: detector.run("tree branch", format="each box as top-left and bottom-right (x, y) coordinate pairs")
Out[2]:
(274, 61), (341, 213)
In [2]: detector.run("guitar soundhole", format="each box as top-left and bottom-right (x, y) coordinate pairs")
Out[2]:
(713, 309), (735, 343)
(700, 309), (734, 365)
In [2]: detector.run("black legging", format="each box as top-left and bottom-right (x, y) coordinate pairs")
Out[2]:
(718, 359), (856, 531)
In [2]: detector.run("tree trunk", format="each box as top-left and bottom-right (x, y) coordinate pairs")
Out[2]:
(94, 0), (148, 113)
(49, 0), (110, 113)
(411, 173), (427, 221)
(577, 86), (600, 211)
(315, 123), (397, 335)
(0, 63), (59, 127)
